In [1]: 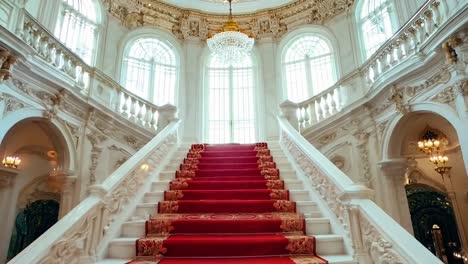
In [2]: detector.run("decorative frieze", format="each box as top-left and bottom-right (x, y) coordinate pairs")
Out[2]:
(103, 0), (354, 41)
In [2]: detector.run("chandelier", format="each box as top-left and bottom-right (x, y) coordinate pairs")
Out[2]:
(207, 0), (254, 66)
(417, 127), (450, 175)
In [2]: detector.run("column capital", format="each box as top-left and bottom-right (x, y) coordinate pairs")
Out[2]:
(378, 158), (407, 174)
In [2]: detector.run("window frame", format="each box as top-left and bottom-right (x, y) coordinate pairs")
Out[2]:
(356, 0), (399, 60)
(280, 33), (338, 103)
(54, 0), (102, 65)
(120, 36), (180, 106)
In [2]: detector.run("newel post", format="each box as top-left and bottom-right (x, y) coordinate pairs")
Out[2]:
(279, 100), (299, 131)
(156, 104), (178, 133)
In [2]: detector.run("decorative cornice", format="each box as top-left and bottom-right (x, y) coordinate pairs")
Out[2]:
(104, 0), (354, 41)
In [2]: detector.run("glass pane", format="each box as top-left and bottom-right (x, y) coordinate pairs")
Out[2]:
(208, 68), (230, 144)
(232, 68), (255, 143)
(285, 61), (308, 102)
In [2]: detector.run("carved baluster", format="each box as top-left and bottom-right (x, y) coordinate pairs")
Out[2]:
(380, 52), (390, 72)
(120, 92), (129, 116)
(438, 0), (448, 21)
(39, 35), (49, 59)
(22, 21), (32, 44)
(297, 106), (305, 131)
(369, 62), (377, 83)
(414, 19), (425, 44)
(129, 96), (137, 122)
(62, 54), (71, 75)
(376, 56), (383, 74)
(430, 2), (441, 28)
(386, 47), (394, 66)
(407, 27), (417, 52)
(151, 108), (158, 131)
(69, 59), (77, 80)
(315, 99), (324, 122)
(15, 8), (26, 38)
(302, 105), (310, 129)
(321, 96), (329, 119)
(145, 106), (153, 128)
(137, 101), (145, 125)
(54, 48), (63, 69)
(399, 35), (408, 58)
(308, 101), (318, 125)
(32, 30), (41, 51)
(328, 91), (337, 115)
(76, 66), (85, 87)
(423, 10), (434, 35)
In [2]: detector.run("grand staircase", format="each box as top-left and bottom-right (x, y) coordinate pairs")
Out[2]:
(99, 142), (351, 263)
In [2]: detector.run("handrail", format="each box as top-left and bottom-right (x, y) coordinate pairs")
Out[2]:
(277, 115), (443, 264)
(8, 119), (181, 264)
(288, 0), (466, 131)
(13, 10), (174, 133)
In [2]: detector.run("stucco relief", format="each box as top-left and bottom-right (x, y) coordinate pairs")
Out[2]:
(104, 0), (353, 40)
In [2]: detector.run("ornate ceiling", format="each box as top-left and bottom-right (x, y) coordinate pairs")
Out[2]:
(103, 0), (355, 41)
(159, 0), (295, 14)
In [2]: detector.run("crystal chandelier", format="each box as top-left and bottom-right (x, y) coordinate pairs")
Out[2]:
(207, 0), (254, 66)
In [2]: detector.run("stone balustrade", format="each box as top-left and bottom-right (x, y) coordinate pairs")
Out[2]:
(282, 0), (465, 132)
(14, 10), (174, 133)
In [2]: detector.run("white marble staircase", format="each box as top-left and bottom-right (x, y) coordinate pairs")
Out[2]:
(98, 142), (354, 264)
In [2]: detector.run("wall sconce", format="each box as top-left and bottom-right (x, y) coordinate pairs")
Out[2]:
(2, 156), (21, 169)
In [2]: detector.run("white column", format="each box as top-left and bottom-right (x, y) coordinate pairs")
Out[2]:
(48, 170), (77, 219)
(378, 159), (414, 234)
(257, 38), (280, 141)
(181, 40), (203, 142)
(438, 168), (468, 252)
(0, 167), (19, 263)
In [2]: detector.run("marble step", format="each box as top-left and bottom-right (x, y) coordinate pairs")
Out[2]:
(134, 200), (318, 219)
(107, 234), (345, 259)
(150, 179), (304, 192)
(159, 168), (296, 181)
(143, 190), (310, 204)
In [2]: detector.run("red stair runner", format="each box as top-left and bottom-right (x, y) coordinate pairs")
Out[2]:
(128, 143), (327, 264)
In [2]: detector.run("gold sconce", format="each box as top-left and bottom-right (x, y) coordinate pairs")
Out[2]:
(2, 156), (21, 169)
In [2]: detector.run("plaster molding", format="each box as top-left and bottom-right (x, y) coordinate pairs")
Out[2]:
(103, 0), (354, 41)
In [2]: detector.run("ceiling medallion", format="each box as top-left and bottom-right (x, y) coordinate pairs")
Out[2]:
(206, 0), (254, 66)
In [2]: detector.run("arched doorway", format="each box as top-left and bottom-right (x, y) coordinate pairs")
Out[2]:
(406, 184), (462, 263)
(382, 111), (468, 262)
(0, 118), (72, 262)
(7, 199), (59, 260)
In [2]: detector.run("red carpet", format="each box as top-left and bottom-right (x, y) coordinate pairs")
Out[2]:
(128, 143), (327, 263)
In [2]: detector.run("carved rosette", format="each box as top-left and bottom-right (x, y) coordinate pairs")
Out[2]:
(180, 164), (198, 171)
(136, 237), (168, 258)
(184, 158), (200, 165)
(266, 180), (284, 189)
(258, 161), (276, 169)
(270, 189), (289, 200)
(187, 152), (202, 159)
(176, 170), (196, 178)
(273, 200), (295, 212)
(190, 144), (205, 151)
(164, 190), (185, 201)
(256, 148), (270, 156)
(261, 168), (280, 177)
(257, 155), (273, 162)
(146, 219), (175, 236)
(285, 236), (314, 254)
(255, 142), (268, 148)
(170, 178), (190, 190)
(280, 218), (304, 233)
(159, 201), (179, 213)
(264, 175), (280, 180)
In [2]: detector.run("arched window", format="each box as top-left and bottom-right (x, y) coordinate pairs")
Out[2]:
(358, 0), (396, 58)
(54, 0), (100, 65)
(121, 38), (178, 105)
(283, 34), (337, 103)
(205, 54), (256, 143)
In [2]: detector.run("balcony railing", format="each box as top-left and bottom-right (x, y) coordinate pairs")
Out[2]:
(10, 10), (176, 133)
(284, 0), (466, 132)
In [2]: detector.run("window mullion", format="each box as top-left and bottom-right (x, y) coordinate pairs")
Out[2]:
(229, 66), (234, 143)
(149, 59), (156, 102)
(304, 57), (314, 97)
